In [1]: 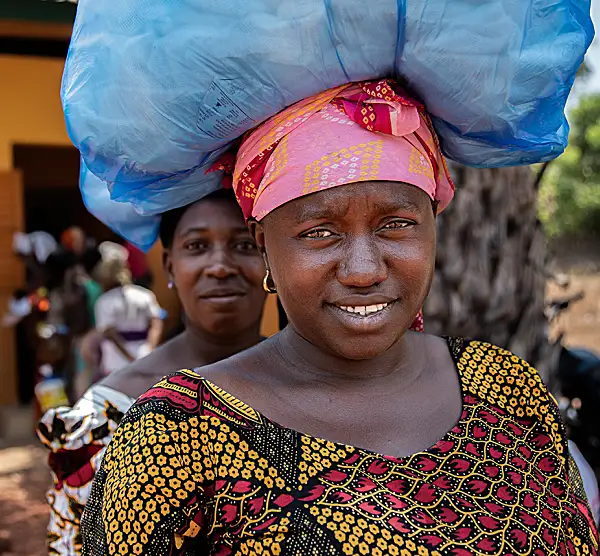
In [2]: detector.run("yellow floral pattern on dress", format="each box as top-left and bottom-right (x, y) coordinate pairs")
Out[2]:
(82, 339), (599, 555)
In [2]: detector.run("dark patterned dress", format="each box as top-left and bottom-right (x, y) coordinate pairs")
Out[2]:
(82, 339), (599, 555)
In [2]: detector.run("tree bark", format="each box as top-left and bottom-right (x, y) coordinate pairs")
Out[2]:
(424, 164), (560, 387)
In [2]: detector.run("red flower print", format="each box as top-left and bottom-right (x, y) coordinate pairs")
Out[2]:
(355, 477), (377, 492)
(367, 460), (389, 475)
(439, 508), (459, 523)
(414, 484), (437, 503)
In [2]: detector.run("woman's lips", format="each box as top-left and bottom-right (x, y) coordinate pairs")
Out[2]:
(327, 301), (397, 332)
(198, 291), (246, 305)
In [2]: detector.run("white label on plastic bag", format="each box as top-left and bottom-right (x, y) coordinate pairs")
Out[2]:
(197, 79), (254, 140)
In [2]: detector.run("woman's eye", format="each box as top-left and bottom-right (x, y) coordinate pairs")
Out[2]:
(382, 220), (413, 230)
(235, 240), (258, 252)
(304, 229), (334, 239)
(184, 240), (208, 251)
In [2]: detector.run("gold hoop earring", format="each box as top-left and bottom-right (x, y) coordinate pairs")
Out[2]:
(263, 269), (277, 294)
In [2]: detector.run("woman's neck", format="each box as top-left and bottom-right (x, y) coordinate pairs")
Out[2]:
(274, 325), (426, 389)
(181, 322), (263, 367)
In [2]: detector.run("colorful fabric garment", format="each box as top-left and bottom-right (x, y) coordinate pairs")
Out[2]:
(569, 440), (600, 524)
(37, 385), (134, 555)
(81, 339), (598, 555)
(228, 80), (454, 223)
(94, 285), (162, 375)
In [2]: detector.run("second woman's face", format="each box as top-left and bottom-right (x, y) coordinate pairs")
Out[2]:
(165, 198), (266, 336)
(253, 181), (437, 360)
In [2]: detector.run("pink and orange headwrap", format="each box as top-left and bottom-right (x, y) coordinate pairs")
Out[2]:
(218, 80), (454, 222)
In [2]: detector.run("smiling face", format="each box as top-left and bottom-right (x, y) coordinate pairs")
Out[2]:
(164, 196), (266, 337)
(251, 181), (436, 360)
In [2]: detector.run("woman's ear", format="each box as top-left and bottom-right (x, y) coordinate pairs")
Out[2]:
(247, 219), (263, 248)
(162, 249), (174, 284)
(248, 219), (269, 266)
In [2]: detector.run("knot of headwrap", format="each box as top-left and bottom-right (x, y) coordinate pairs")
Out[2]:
(214, 79), (454, 222)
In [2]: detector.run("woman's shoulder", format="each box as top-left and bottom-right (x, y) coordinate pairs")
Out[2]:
(37, 384), (134, 452)
(131, 365), (266, 429)
(451, 337), (566, 445)
(99, 333), (198, 399)
(452, 337), (547, 392)
(119, 345), (273, 435)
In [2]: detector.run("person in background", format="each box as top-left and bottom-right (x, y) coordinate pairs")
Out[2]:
(43, 250), (89, 402)
(12, 230), (58, 291)
(83, 82), (597, 555)
(53, 228), (103, 399)
(92, 242), (164, 377)
(38, 188), (267, 556)
(60, 226), (87, 259)
(8, 231), (58, 404)
(125, 240), (154, 289)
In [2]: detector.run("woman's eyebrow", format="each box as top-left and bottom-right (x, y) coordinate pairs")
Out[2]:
(372, 199), (423, 214)
(293, 198), (424, 223)
(293, 207), (338, 223)
(179, 226), (250, 236)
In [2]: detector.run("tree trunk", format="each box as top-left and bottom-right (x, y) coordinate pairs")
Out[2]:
(424, 164), (560, 387)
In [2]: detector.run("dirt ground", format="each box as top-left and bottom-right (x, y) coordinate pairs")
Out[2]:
(547, 272), (600, 354)
(0, 445), (49, 556)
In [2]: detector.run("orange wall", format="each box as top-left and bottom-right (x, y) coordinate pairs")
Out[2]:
(0, 55), (72, 170)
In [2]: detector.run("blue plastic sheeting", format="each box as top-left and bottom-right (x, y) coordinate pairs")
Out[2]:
(79, 161), (161, 252)
(64, 0), (593, 248)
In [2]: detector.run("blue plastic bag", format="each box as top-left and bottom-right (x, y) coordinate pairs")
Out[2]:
(64, 0), (593, 248)
(79, 161), (161, 251)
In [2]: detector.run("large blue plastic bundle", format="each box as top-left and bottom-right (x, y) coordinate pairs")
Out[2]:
(79, 161), (161, 251)
(63, 0), (593, 249)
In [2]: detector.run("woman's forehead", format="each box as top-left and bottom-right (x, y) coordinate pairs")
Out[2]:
(177, 198), (247, 234)
(273, 181), (432, 223)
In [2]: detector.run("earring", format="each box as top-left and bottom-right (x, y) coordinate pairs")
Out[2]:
(168, 281), (174, 290)
(262, 269), (277, 294)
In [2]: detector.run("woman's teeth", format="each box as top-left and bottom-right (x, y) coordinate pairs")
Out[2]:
(338, 303), (389, 317)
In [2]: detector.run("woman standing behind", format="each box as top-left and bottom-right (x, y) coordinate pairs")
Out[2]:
(92, 241), (164, 377)
(83, 82), (597, 555)
(38, 189), (266, 555)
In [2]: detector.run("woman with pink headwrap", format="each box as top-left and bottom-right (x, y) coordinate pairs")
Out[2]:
(82, 81), (598, 555)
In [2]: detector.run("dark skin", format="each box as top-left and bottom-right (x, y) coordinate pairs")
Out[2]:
(198, 181), (462, 459)
(100, 197), (266, 399)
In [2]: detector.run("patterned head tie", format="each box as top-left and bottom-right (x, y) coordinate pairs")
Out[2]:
(218, 79), (454, 222)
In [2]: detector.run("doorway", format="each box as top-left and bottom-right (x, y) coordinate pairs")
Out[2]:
(11, 144), (117, 404)
(13, 145), (117, 240)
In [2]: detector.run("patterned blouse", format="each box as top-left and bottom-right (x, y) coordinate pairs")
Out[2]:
(81, 339), (598, 555)
(37, 385), (134, 555)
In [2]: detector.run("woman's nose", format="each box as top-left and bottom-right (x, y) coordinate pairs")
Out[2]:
(336, 235), (387, 288)
(204, 249), (238, 279)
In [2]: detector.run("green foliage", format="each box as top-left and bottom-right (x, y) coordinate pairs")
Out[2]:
(539, 93), (600, 238)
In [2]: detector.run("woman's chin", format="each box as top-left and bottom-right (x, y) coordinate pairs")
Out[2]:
(190, 314), (250, 338)
(320, 334), (401, 361)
